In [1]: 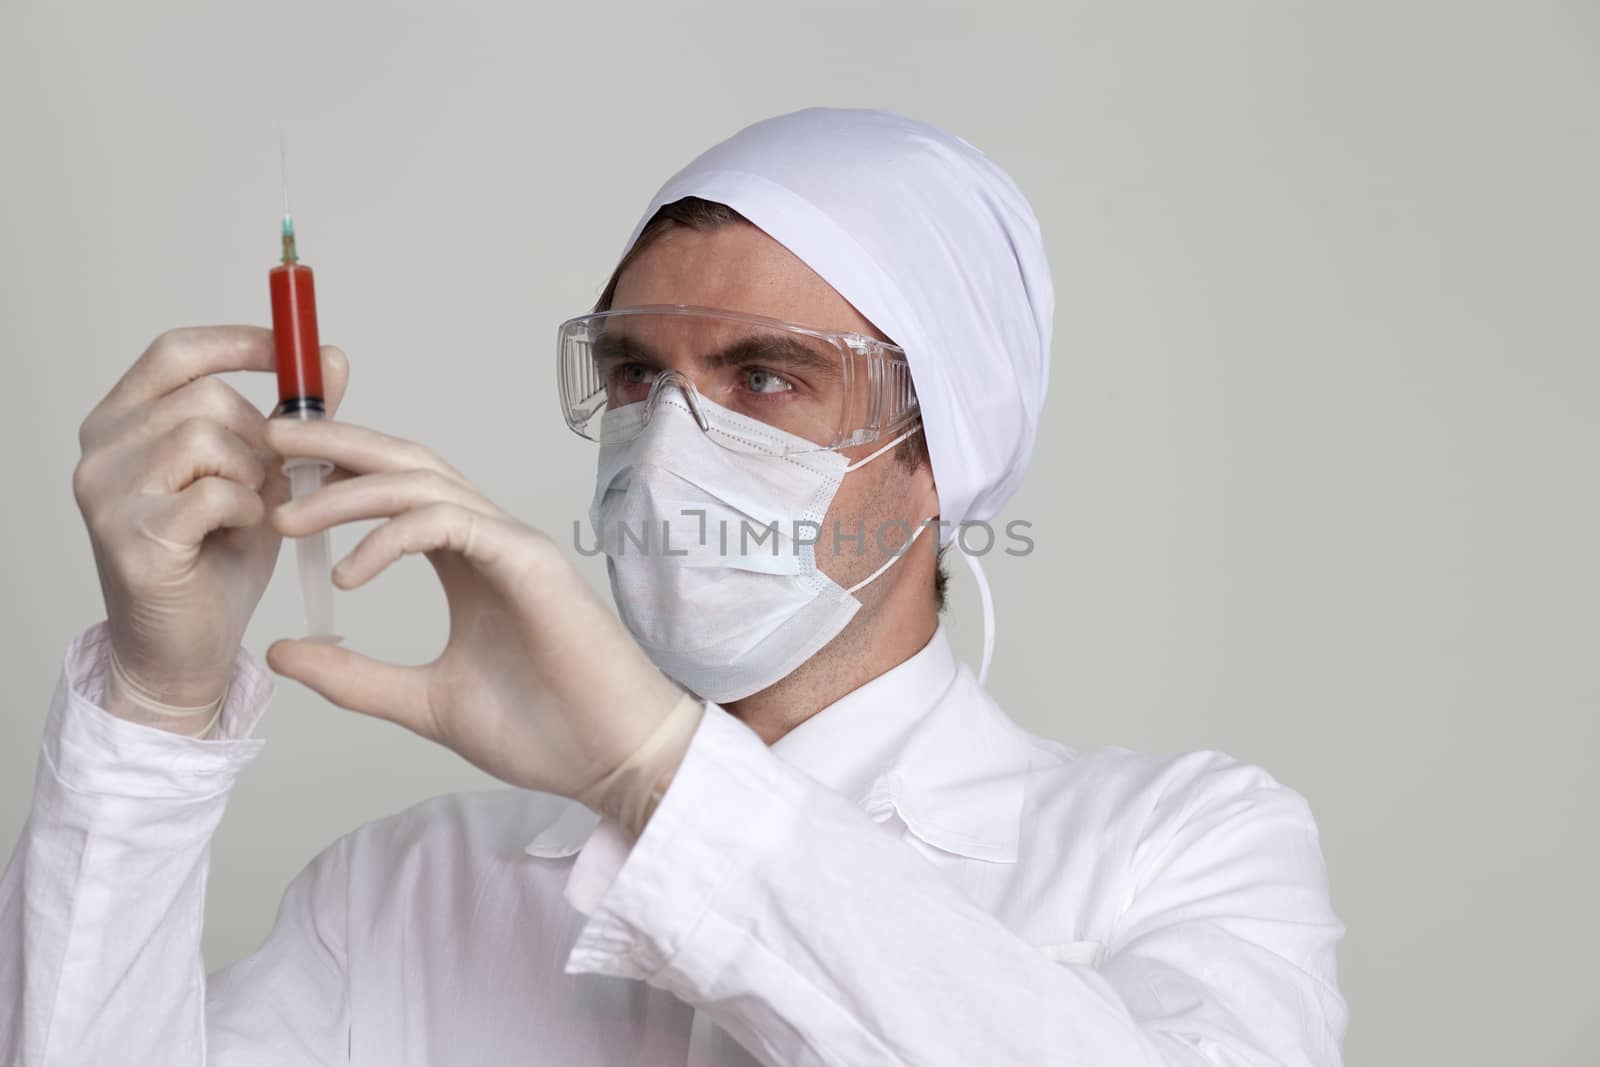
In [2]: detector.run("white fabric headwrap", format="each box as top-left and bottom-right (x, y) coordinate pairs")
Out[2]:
(613, 107), (1054, 681)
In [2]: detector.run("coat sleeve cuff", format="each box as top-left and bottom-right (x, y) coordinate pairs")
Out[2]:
(41, 620), (274, 799)
(561, 700), (805, 981)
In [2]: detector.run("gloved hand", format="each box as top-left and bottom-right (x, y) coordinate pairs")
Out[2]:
(72, 327), (350, 734)
(262, 417), (702, 835)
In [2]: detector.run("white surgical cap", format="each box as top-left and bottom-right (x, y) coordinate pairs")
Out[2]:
(615, 107), (1055, 546)
(613, 107), (1055, 680)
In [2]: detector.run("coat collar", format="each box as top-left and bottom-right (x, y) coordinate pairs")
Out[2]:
(524, 625), (1035, 863)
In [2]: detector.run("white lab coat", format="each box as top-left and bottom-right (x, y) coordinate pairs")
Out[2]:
(0, 620), (1347, 1065)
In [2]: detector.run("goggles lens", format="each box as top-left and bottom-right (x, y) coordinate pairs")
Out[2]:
(558, 306), (918, 453)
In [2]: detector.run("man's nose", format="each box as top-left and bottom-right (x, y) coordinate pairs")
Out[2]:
(644, 370), (710, 431)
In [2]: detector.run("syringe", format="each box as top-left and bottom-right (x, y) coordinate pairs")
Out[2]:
(269, 132), (341, 644)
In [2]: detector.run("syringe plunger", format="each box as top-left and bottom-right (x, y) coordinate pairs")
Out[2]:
(285, 455), (340, 644)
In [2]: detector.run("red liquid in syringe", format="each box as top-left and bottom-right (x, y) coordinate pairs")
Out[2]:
(269, 218), (325, 417)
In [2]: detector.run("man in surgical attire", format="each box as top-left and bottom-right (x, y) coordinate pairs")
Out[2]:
(0, 109), (1348, 1065)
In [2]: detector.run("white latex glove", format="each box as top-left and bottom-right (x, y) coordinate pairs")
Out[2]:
(262, 417), (699, 832)
(72, 326), (350, 733)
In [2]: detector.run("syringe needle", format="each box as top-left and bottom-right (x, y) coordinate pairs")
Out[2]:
(278, 126), (298, 264)
(280, 124), (291, 219)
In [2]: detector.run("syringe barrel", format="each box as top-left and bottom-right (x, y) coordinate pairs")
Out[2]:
(269, 261), (325, 416)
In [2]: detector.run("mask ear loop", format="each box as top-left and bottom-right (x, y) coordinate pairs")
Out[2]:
(844, 520), (996, 685)
(845, 520), (929, 594)
(838, 424), (927, 594)
(840, 424), (918, 472)
(836, 421), (991, 676)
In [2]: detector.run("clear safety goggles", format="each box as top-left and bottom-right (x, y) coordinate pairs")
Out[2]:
(557, 304), (920, 455)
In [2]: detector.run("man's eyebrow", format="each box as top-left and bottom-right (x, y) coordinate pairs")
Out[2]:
(592, 331), (841, 379)
(591, 331), (655, 365)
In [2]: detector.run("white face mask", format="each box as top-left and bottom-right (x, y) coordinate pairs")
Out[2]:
(589, 392), (926, 703)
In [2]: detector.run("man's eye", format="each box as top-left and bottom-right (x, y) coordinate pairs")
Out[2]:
(744, 368), (792, 395)
(615, 363), (655, 386)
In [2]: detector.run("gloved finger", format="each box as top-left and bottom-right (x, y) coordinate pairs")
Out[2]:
(97, 326), (276, 425)
(321, 345), (351, 418)
(144, 416), (267, 494)
(328, 500), (527, 591)
(111, 349), (353, 493)
(127, 374), (270, 453)
(146, 475), (267, 547)
(263, 418), (469, 485)
(265, 637), (433, 736)
(272, 468), (504, 541)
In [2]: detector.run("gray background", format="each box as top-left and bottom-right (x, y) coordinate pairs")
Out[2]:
(2, 1), (1595, 1063)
